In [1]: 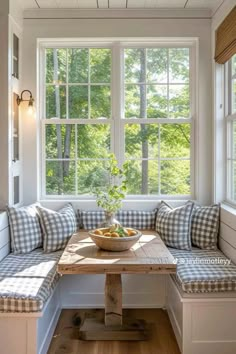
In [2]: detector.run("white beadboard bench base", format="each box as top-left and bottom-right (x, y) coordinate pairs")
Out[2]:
(166, 275), (236, 354)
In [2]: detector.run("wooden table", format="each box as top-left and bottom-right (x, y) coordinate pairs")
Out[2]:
(58, 230), (176, 341)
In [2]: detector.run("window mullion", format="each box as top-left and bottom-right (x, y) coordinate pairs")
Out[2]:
(112, 43), (123, 165)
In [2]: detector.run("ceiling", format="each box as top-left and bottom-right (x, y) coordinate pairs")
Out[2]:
(20, 0), (225, 12)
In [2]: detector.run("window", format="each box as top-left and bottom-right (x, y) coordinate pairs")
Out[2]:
(226, 54), (236, 203)
(40, 41), (195, 199)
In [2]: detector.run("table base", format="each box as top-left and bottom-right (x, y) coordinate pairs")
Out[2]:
(79, 317), (148, 341)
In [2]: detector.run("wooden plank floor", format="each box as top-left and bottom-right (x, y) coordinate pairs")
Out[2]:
(48, 309), (180, 354)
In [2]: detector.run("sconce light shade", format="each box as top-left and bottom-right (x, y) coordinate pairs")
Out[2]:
(16, 90), (34, 108)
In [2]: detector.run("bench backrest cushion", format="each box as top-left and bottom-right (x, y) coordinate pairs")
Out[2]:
(37, 203), (77, 252)
(156, 201), (194, 251)
(191, 204), (220, 250)
(7, 204), (42, 254)
(80, 209), (157, 230)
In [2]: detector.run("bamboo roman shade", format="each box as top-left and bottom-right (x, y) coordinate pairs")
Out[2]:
(215, 6), (236, 64)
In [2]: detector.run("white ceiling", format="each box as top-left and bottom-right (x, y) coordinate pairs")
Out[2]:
(20, 0), (225, 11)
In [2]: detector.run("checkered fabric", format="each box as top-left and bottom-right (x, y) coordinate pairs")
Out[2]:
(156, 201), (194, 251)
(169, 247), (236, 293)
(81, 210), (105, 230)
(81, 209), (157, 230)
(37, 203), (77, 253)
(0, 249), (62, 312)
(117, 210), (157, 229)
(191, 204), (220, 250)
(7, 204), (42, 254)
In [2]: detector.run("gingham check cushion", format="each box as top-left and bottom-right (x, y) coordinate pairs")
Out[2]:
(0, 249), (62, 312)
(81, 209), (157, 230)
(37, 203), (77, 252)
(7, 204), (42, 254)
(156, 201), (194, 251)
(191, 204), (220, 250)
(169, 247), (236, 293)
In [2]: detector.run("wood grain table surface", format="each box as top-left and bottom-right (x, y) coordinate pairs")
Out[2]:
(58, 230), (177, 275)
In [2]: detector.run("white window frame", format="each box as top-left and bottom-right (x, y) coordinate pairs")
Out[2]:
(225, 55), (236, 205)
(38, 38), (197, 201)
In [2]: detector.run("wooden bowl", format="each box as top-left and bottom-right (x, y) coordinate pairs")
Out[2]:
(88, 228), (142, 252)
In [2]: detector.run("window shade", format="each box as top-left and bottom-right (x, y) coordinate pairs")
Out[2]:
(215, 6), (236, 64)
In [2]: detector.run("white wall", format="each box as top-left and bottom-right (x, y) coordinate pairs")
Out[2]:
(22, 17), (212, 207)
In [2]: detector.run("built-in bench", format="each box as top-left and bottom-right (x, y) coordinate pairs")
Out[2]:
(0, 205), (236, 354)
(166, 205), (236, 354)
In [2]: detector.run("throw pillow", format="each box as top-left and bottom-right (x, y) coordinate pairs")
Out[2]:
(191, 204), (220, 250)
(37, 203), (77, 252)
(7, 203), (42, 254)
(116, 209), (157, 230)
(155, 201), (194, 250)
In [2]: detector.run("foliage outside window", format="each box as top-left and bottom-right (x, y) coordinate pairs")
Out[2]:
(226, 54), (236, 203)
(42, 42), (193, 198)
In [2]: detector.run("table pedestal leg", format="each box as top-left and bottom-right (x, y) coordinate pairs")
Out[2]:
(79, 274), (148, 341)
(105, 274), (122, 326)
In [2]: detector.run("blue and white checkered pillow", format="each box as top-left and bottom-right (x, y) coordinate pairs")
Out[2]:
(7, 203), (42, 254)
(117, 210), (157, 229)
(156, 201), (194, 251)
(80, 209), (157, 230)
(191, 204), (220, 250)
(37, 203), (77, 253)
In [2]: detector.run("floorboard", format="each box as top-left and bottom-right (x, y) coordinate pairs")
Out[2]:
(47, 309), (180, 354)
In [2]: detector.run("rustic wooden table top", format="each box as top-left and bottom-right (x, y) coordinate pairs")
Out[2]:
(58, 230), (176, 275)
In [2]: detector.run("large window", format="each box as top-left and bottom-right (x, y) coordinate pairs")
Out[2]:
(226, 54), (236, 203)
(40, 41), (195, 199)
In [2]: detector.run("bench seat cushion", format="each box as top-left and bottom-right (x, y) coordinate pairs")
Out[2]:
(0, 249), (62, 312)
(169, 247), (236, 293)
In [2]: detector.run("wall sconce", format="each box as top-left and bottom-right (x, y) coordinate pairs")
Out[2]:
(16, 90), (35, 115)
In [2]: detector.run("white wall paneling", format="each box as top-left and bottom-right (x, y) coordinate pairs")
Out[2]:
(20, 0), (223, 11)
(0, 212), (10, 262)
(60, 274), (167, 309)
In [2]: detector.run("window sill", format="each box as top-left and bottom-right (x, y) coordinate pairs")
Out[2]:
(221, 202), (236, 216)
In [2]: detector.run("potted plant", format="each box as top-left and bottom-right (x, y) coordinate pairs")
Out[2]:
(93, 154), (128, 227)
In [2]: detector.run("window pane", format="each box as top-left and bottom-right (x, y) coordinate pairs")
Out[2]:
(126, 160), (159, 195)
(46, 48), (66, 84)
(125, 48), (143, 83)
(77, 160), (109, 194)
(78, 125), (110, 158)
(46, 86), (66, 118)
(169, 48), (189, 83)
(161, 160), (190, 195)
(46, 161), (75, 195)
(90, 49), (111, 83)
(160, 124), (190, 158)
(68, 48), (88, 83)
(147, 48), (167, 83)
(169, 85), (190, 118)
(90, 85), (111, 118)
(69, 86), (88, 118)
(147, 85), (168, 118)
(125, 84), (142, 118)
(125, 124), (159, 159)
(46, 124), (75, 159)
